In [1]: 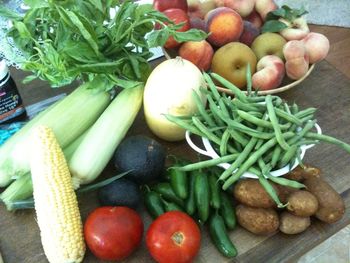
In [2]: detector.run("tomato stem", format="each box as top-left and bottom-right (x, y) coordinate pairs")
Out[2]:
(171, 232), (184, 246)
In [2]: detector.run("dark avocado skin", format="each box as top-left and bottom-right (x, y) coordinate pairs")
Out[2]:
(98, 178), (141, 208)
(114, 135), (166, 184)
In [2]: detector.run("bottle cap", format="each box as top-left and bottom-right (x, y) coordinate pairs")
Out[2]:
(0, 60), (9, 81)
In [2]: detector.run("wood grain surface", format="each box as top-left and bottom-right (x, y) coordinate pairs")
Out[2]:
(1, 22), (350, 262)
(0, 57), (349, 263)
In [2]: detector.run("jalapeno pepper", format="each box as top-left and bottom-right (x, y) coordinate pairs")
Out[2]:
(194, 170), (210, 223)
(169, 167), (188, 199)
(209, 212), (237, 258)
(219, 191), (236, 230)
(144, 189), (165, 219)
(185, 172), (197, 216)
(209, 173), (221, 209)
(152, 182), (184, 207)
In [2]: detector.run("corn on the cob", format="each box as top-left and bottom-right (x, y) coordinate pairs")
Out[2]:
(30, 126), (85, 263)
(0, 81), (111, 187)
(70, 85), (144, 188)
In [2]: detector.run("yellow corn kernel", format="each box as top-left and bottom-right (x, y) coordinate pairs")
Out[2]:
(30, 126), (85, 263)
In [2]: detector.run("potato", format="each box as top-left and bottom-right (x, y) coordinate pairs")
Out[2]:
(236, 204), (279, 235)
(279, 211), (311, 234)
(284, 164), (321, 182)
(234, 179), (279, 208)
(304, 178), (345, 223)
(276, 184), (298, 204)
(287, 190), (319, 217)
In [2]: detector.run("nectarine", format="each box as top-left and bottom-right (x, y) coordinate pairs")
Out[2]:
(246, 10), (263, 29)
(205, 7), (244, 47)
(211, 42), (257, 89)
(153, 0), (188, 12)
(179, 40), (214, 71)
(240, 21), (260, 47)
(214, 0), (255, 18)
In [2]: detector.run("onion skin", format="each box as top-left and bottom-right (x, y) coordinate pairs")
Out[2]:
(143, 57), (206, 141)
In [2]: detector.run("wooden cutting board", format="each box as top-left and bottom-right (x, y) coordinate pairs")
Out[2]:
(0, 60), (349, 263)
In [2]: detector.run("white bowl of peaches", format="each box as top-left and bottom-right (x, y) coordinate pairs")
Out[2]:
(154, 0), (330, 95)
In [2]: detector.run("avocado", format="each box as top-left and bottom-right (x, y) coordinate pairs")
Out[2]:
(98, 178), (141, 208)
(114, 135), (166, 184)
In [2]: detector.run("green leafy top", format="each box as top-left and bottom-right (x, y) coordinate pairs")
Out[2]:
(0, 0), (207, 90)
(261, 5), (308, 34)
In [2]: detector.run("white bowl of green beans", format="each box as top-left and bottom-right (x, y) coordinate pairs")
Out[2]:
(185, 122), (322, 179)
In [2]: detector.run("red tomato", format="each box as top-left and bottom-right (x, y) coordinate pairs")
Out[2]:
(84, 206), (143, 261)
(146, 211), (201, 263)
(153, 0), (188, 13)
(163, 8), (191, 49)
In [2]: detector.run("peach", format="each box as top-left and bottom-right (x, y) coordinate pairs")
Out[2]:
(205, 7), (244, 47)
(252, 55), (285, 90)
(188, 0), (216, 19)
(246, 10), (263, 29)
(301, 32), (330, 64)
(214, 0), (255, 18)
(179, 40), (214, 71)
(255, 0), (278, 21)
(279, 17), (310, 41)
(283, 40), (308, 61)
(153, 0), (188, 12)
(190, 17), (206, 31)
(239, 21), (260, 47)
(285, 57), (309, 80)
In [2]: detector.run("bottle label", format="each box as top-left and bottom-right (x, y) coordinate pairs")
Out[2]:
(0, 74), (26, 123)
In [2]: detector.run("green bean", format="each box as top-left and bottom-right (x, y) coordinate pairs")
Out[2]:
(203, 72), (222, 101)
(219, 135), (258, 181)
(219, 124), (265, 181)
(265, 172), (305, 189)
(173, 154), (240, 172)
(218, 99), (231, 119)
(165, 114), (205, 137)
(232, 98), (261, 112)
(270, 146), (282, 168)
(295, 107), (317, 119)
(266, 95), (290, 150)
(222, 132), (295, 190)
(296, 139), (320, 146)
(246, 63), (253, 95)
(192, 90), (217, 127)
(220, 129), (230, 156)
(228, 129), (249, 146)
(207, 94), (226, 127)
(237, 110), (290, 130)
(291, 103), (299, 114)
(246, 111), (264, 119)
(288, 120), (316, 145)
(274, 107), (303, 126)
(279, 145), (298, 168)
(305, 132), (350, 154)
(192, 116), (222, 146)
(210, 72), (248, 102)
(300, 114), (315, 124)
(257, 159), (286, 208)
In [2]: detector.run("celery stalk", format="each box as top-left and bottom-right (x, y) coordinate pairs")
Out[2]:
(70, 85), (144, 188)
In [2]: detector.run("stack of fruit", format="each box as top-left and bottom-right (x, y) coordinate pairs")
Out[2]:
(154, 0), (330, 92)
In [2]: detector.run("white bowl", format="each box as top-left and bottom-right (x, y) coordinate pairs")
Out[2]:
(185, 123), (322, 179)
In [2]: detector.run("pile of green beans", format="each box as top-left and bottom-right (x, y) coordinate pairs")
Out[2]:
(166, 72), (350, 207)
(144, 163), (238, 258)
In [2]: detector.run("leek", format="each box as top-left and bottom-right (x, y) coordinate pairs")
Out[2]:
(69, 85), (144, 188)
(0, 81), (111, 187)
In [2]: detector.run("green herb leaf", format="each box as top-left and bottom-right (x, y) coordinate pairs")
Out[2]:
(172, 29), (208, 43)
(147, 29), (170, 48)
(261, 20), (288, 33)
